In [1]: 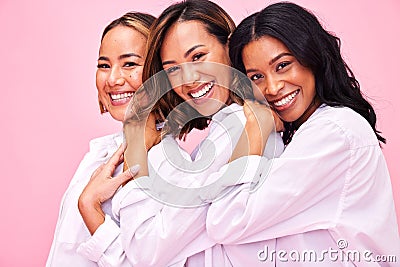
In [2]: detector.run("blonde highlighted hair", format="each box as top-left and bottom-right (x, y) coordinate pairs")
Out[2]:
(98, 12), (156, 114)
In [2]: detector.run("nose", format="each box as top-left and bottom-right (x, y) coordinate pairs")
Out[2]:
(264, 75), (284, 96)
(107, 66), (124, 87)
(181, 63), (200, 86)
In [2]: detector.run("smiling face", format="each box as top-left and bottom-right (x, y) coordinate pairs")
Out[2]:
(160, 20), (231, 116)
(242, 36), (319, 125)
(96, 25), (146, 122)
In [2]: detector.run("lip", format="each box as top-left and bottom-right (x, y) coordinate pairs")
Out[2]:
(268, 89), (300, 112)
(187, 81), (215, 105)
(108, 91), (135, 106)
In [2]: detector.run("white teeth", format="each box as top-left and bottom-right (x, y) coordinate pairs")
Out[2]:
(110, 92), (134, 101)
(190, 82), (214, 99)
(274, 90), (299, 107)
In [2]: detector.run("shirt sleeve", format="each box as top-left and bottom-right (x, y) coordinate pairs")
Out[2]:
(75, 154), (218, 266)
(106, 154), (275, 266)
(77, 185), (189, 267)
(77, 108), (283, 266)
(206, 116), (356, 244)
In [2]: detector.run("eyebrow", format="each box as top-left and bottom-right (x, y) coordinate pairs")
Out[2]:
(269, 52), (292, 65)
(119, 53), (141, 60)
(184, 44), (204, 58)
(162, 44), (205, 66)
(98, 53), (141, 61)
(245, 52), (293, 74)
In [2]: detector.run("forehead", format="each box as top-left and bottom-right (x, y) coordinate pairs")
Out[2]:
(100, 25), (146, 54)
(160, 21), (214, 57)
(242, 36), (289, 63)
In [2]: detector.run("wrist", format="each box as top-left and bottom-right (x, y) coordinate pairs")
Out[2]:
(78, 193), (101, 214)
(78, 194), (105, 235)
(244, 122), (269, 155)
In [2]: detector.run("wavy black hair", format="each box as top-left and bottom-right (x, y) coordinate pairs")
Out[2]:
(229, 2), (385, 145)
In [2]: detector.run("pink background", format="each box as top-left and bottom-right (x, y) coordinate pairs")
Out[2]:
(1, 0), (399, 266)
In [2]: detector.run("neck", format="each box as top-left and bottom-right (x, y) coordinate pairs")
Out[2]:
(293, 96), (321, 129)
(225, 97), (233, 106)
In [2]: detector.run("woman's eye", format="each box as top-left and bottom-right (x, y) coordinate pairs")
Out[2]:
(192, 53), (205, 62)
(124, 62), (139, 68)
(276, 61), (291, 71)
(166, 65), (180, 75)
(250, 73), (264, 82)
(97, 63), (110, 69)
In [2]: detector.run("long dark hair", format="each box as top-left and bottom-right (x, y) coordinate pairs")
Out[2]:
(142, 0), (239, 139)
(229, 2), (385, 145)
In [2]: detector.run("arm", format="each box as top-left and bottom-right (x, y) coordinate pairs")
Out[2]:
(77, 105), (282, 266)
(76, 140), (217, 266)
(230, 100), (276, 161)
(78, 144), (140, 235)
(108, 106), (283, 265)
(207, 115), (353, 244)
(78, 110), (160, 235)
(47, 136), (117, 266)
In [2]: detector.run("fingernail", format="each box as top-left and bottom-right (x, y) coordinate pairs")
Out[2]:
(128, 164), (140, 176)
(122, 139), (127, 149)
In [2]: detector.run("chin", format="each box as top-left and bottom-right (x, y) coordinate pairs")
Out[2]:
(197, 106), (223, 117)
(109, 111), (125, 122)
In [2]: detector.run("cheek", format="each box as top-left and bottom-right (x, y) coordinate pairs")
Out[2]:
(127, 68), (144, 89)
(221, 87), (230, 102)
(218, 48), (230, 65)
(212, 65), (231, 93)
(294, 67), (316, 97)
(172, 87), (186, 99)
(221, 69), (232, 88)
(96, 72), (107, 93)
(302, 74), (316, 99)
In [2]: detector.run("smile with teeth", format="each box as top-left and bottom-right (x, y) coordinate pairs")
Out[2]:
(189, 82), (214, 99)
(273, 89), (299, 107)
(110, 92), (134, 102)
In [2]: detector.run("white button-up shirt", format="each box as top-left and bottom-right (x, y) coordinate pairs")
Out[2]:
(46, 132), (125, 267)
(206, 105), (400, 266)
(75, 103), (284, 266)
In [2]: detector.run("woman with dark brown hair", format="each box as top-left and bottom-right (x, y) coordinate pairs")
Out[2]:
(77, 0), (283, 266)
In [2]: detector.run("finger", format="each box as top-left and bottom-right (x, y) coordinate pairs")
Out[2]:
(119, 142), (126, 162)
(110, 144), (126, 165)
(244, 100), (257, 117)
(104, 144), (125, 173)
(90, 163), (105, 179)
(271, 110), (283, 130)
(121, 140), (127, 151)
(243, 99), (253, 107)
(127, 164), (140, 178)
(116, 164), (141, 185)
(243, 100), (253, 116)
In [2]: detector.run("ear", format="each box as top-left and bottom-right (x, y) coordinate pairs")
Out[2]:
(99, 99), (108, 114)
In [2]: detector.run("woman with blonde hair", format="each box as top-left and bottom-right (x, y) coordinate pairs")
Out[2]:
(46, 11), (155, 267)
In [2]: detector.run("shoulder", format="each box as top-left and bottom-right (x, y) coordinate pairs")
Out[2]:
(211, 103), (245, 126)
(304, 105), (378, 148)
(213, 103), (243, 117)
(88, 132), (123, 152)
